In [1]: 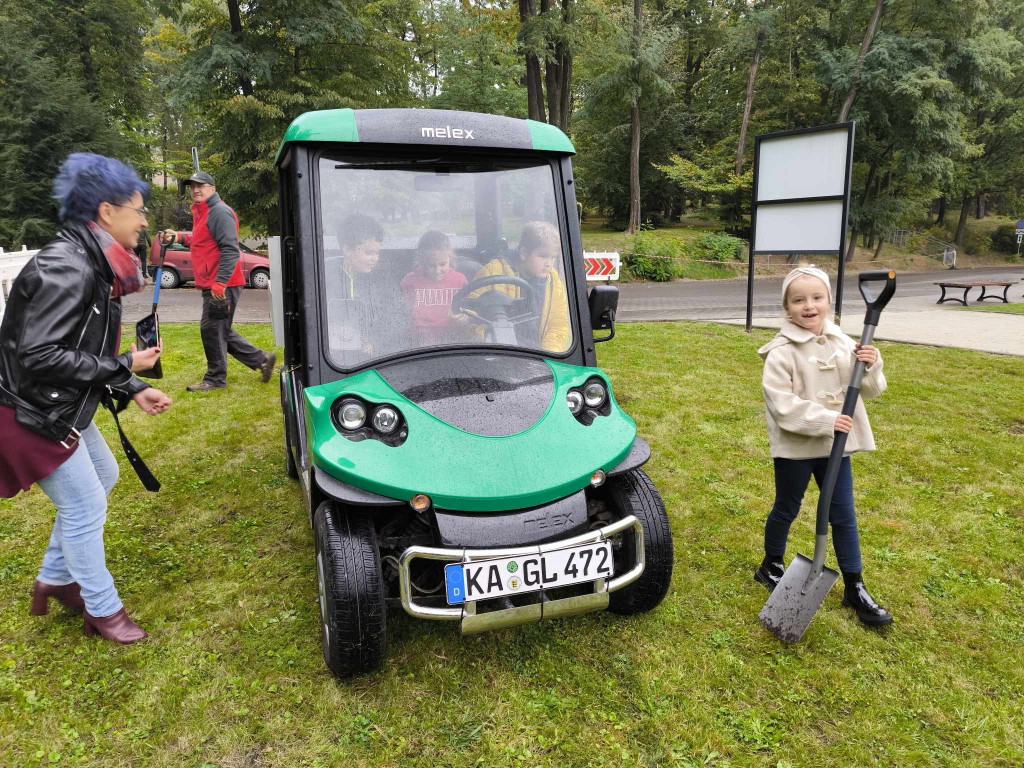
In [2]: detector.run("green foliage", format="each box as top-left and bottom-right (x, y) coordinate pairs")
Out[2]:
(0, 18), (125, 247)
(691, 232), (745, 262)
(990, 224), (1020, 254)
(623, 231), (681, 281)
(0, 0), (150, 247)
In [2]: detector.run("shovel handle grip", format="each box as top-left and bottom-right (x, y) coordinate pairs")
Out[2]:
(859, 270), (896, 327)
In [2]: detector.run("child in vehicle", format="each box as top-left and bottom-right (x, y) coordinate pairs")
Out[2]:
(401, 231), (470, 346)
(755, 265), (892, 627)
(474, 221), (570, 352)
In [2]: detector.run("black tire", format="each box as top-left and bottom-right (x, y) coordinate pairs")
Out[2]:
(159, 268), (180, 289)
(605, 469), (673, 615)
(249, 267), (270, 289)
(280, 374), (298, 479)
(313, 502), (387, 678)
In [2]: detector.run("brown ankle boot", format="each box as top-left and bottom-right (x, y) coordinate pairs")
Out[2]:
(83, 607), (147, 644)
(29, 580), (85, 615)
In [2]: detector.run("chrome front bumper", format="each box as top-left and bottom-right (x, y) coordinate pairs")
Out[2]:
(398, 515), (645, 634)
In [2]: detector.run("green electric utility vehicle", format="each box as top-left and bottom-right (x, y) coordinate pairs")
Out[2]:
(274, 108), (672, 678)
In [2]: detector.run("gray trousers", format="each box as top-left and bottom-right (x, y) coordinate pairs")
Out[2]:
(200, 286), (266, 386)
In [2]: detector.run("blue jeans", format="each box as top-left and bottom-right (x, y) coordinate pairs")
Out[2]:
(36, 421), (123, 617)
(764, 456), (863, 573)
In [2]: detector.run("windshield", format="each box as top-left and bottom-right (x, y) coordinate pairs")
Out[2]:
(317, 154), (574, 369)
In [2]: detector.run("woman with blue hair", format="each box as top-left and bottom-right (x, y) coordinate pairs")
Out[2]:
(0, 153), (172, 643)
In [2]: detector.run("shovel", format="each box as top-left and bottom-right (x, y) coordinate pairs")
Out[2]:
(133, 240), (169, 379)
(759, 269), (897, 643)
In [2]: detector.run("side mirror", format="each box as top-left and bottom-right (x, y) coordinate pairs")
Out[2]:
(588, 285), (618, 342)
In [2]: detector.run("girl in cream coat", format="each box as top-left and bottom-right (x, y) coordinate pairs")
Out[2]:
(755, 266), (893, 626)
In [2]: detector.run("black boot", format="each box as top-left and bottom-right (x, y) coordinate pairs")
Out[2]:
(841, 572), (893, 626)
(754, 556), (785, 592)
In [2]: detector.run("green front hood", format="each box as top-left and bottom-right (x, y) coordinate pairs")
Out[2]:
(304, 360), (635, 512)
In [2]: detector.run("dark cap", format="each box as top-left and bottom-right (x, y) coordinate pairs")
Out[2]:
(187, 171), (216, 186)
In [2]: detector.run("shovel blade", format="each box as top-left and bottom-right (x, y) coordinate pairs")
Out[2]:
(758, 553), (839, 643)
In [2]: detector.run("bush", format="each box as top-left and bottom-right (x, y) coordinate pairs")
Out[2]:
(991, 225), (1019, 254)
(622, 232), (681, 281)
(964, 230), (992, 255)
(691, 232), (745, 262)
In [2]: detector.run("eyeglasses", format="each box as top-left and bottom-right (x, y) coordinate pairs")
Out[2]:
(112, 203), (149, 218)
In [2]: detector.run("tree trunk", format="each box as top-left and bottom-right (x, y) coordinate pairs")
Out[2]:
(519, 0), (546, 122)
(628, 100), (641, 234)
(954, 190), (970, 247)
(873, 237), (884, 260)
(226, 0), (253, 96)
(557, 0), (573, 132)
(627, 0), (642, 234)
(845, 228), (858, 263)
(736, 35), (762, 177)
(936, 194), (946, 224)
(837, 0), (885, 122)
(975, 192), (986, 219)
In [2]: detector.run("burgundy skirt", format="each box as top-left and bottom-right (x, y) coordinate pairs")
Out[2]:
(0, 405), (78, 498)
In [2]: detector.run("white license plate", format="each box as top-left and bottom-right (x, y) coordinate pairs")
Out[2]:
(444, 541), (613, 605)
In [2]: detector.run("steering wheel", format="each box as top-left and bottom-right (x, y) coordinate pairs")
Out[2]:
(451, 275), (539, 330)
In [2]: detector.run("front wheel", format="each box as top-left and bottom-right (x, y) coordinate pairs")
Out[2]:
(313, 502), (387, 678)
(605, 469), (673, 615)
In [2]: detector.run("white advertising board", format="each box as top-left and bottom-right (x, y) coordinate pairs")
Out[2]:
(756, 128), (850, 201)
(753, 201), (845, 253)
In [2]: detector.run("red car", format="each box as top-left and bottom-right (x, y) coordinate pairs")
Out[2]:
(148, 237), (271, 289)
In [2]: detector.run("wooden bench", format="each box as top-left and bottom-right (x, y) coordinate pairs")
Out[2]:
(935, 280), (1016, 307)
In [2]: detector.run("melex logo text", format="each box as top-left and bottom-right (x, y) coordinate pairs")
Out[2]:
(421, 125), (475, 140)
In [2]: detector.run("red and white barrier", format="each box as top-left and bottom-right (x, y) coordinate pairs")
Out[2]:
(583, 252), (619, 281)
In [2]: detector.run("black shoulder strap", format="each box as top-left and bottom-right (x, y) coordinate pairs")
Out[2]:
(101, 389), (160, 492)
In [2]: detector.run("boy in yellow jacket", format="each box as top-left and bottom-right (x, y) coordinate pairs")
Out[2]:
(474, 221), (570, 353)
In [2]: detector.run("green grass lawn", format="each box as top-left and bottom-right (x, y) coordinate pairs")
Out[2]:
(963, 302), (1024, 314)
(2, 323), (1022, 767)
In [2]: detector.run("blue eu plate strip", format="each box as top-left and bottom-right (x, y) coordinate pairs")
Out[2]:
(445, 563), (466, 605)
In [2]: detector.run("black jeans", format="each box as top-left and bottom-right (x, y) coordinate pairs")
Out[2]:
(764, 456), (863, 573)
(199, 286), (266, 386)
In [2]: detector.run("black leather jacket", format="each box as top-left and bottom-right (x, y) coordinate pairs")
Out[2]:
(0, 223), (149, 442)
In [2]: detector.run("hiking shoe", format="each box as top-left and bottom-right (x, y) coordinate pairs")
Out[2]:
(259, 352), (276, 383)
(186, 381), (226, 392)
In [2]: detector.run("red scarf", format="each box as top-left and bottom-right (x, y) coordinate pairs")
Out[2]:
(87, 221), (144, 297)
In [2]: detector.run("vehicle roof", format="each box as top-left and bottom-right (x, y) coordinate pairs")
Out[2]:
(274, 108), (575, 165)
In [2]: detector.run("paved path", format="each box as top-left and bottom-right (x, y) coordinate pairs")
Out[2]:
(125, 266), (1024, 356)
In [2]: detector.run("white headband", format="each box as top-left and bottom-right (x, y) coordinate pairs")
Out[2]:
(782, 265), (833, 305)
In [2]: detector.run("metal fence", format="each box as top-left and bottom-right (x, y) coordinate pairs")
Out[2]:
(888, 230), (956, 269)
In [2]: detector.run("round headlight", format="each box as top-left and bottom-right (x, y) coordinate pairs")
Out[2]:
(583, 380), (606, 408)
(372, 405), (400, 434)
(338, 399), (366, 430)
(566, 390), (584, 415)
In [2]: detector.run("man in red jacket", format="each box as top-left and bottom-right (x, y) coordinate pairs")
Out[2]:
(159, 172), (275, 391)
